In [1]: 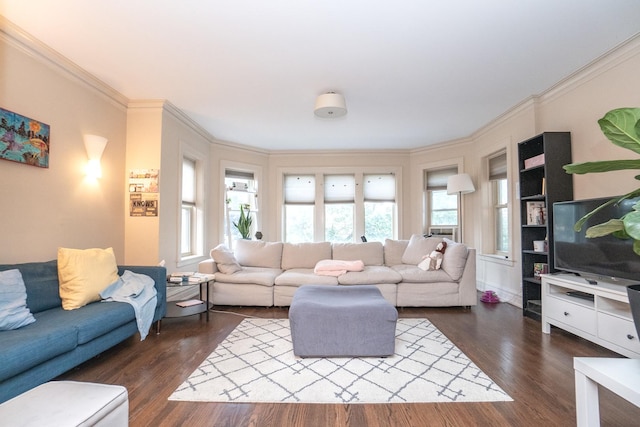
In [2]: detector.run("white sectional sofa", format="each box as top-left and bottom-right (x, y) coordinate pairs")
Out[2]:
(198, 234), (477, 307)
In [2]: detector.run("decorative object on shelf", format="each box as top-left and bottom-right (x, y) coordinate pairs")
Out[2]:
(233, 204), (253, 239)
(563, 107), (640, 254)
(446, 173), (476, 243)
(255, 231), (263, 240)
(533, 262), (548, 277)
(526, 201), (546, 225)
(524, 153), (545, 169)
(0, 107), (50, 168)
(532, 240), (547, 252)
(314, 92), (347, 118)
(480, 290), (500, 303)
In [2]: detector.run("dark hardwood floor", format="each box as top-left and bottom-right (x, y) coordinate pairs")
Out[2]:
(57, 297), (640, 426)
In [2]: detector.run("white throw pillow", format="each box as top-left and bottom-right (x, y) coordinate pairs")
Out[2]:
(210, 244), (242, 274)
(401, 234), (442, 265)
(441, 238), (469, 281)
(235, 240), (283, 269)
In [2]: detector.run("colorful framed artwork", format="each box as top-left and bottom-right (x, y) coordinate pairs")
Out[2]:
(0, 107), (50, 168)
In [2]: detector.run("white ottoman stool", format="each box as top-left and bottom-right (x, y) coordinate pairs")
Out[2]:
(0, 381), (128, 426)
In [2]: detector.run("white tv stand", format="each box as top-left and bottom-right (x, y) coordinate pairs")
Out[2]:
(541, 273), (640, 358)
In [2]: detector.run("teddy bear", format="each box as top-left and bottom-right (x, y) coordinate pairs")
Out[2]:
(418, 241), (447, 271)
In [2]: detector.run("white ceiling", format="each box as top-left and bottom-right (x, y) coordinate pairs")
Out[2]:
(1, 1), (640, 151)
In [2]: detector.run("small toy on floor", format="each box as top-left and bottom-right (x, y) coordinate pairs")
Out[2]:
(480, 290), (500, 303)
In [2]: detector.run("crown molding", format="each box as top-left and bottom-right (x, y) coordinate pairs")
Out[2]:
(0, 16), (129, 110)
(540, 32), (640, 105)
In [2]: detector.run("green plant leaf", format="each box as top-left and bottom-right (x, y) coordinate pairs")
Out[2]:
(634, 239), (640, 256)
(585, 218), (624, 238)
(598, 108), (640, 154)
(563, 159), (640, 174)
(623, 210), (640, 240)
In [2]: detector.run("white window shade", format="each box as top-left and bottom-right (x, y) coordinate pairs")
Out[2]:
(324, 174), (355, 203)
(364, 174), (395, 202)
(489, 152), (507, 181)
(425, 167), (457, 191)
(284, 175), (315, 204)
(182, 158), (196, 203)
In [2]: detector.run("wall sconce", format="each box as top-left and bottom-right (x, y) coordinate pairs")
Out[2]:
(84, 134), (108, 179)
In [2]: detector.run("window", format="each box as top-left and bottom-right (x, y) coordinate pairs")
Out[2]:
(324, 174), (355, 242)
(489, 152), (508, 254)
(282, 171), (397, 243)
(181, 158), (197, 257)
(425, 167), (458, 232)
(224, 169), (257, 247)
(284, 175), (315, 243)
(363, 174), (396, 242)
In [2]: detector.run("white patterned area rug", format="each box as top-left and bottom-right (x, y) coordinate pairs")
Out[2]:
(169, 318), (512, 404)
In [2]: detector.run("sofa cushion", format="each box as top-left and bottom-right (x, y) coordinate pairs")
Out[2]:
(337, 266), (402, 285)
(0, 312), (78, 382)
(391, 264), (453, 283)
(0, 269), (36, 331)
(0, 260), (61, 313)
(57, 247), (119, 310)
(281, 242), (332, 270)
(35, 301), (135, 345)
(401, 235), (442, 265)
(275, 268), (339, 286)
(332, 242), (384, 265)
(383, 239), (409, 266)
(441, 238), (469, 281)
(235, 240), (283, 269)
(210, 244), (242, 274)
(214, 266), (281, 287)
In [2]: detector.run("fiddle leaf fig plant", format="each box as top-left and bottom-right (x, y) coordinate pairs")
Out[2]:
(563, 107), (640, 254)
(233, 204), (253, 239)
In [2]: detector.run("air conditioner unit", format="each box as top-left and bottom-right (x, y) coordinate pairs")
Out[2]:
(428, 227), (457, 241)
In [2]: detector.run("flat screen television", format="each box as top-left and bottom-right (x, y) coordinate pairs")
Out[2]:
(553, 196), (640, 283)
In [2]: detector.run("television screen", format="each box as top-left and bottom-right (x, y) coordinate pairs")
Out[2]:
(553, 196), (640, 282)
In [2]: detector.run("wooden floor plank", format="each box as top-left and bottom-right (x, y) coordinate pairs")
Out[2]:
(56, 298), (640, 426)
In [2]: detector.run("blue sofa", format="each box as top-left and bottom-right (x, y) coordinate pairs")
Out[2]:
(0, 260), (167, 403)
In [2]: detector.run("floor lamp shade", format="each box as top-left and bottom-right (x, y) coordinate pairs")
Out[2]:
(446, 173), (475, 195)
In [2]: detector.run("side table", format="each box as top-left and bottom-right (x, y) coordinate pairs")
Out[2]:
(574, 357), (640, 426)
(165, 274), (214, 321)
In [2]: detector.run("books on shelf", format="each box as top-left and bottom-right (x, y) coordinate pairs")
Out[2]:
(526, 201), (546, 225)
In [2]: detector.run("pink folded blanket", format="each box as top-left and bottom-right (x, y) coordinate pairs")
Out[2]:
(314, 259), (365, 276)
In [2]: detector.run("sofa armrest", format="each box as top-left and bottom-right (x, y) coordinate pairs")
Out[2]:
(198, 258), (219, 274)
(457, 248), (477, 306)
(118, 265), (167, 321)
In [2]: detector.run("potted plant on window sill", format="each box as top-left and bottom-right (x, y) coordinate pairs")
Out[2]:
(233, 204), (253, 239)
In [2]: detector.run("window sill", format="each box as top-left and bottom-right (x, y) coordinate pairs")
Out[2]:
(177, 254), (207, 268)
(479, 253), (514, 267)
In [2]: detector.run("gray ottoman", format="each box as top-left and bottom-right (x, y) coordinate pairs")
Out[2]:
(289, 285), (398, 357)
(0, 381), (128, 426)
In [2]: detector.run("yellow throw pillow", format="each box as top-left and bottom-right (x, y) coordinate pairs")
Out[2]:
(58, 247), (119, 310)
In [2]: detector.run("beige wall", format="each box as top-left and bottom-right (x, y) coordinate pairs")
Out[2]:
(2, 18), (640, 309)
(466, 36), (640, 305)
(0, 23), (128, 264)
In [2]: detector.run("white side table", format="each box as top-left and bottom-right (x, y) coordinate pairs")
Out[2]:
(574, 357), (640, 427)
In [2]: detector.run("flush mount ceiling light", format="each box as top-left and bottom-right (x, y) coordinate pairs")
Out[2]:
(314, 92), (347, 118)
